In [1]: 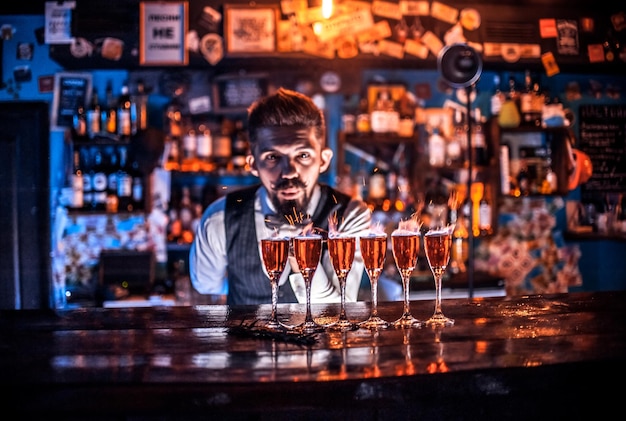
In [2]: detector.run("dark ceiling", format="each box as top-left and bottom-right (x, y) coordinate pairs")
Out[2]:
(0, 1), (619, 16)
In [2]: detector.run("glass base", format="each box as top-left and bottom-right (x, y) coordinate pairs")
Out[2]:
(326, 318), (359, 332)
(293, 320), (326, 334)
(392, 314), (422, 328)
(425, 314), (455, 327)
(260, 319), (292, 332)
(358, 316), (390, 330)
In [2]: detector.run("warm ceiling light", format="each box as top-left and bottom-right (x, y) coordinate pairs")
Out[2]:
(322, 0), (333, 19)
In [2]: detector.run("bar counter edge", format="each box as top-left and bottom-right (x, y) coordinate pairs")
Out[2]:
(1, 290), (624, 420)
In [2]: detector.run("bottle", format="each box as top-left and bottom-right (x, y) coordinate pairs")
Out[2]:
(179, 186), (195, 243)
(174, 259), (192, 305)
(132, 79), (148, 132)
(450, 210), (468, 274)
(395, 168), (413, 216)
(519, 70), (534, 126)
(214, 118), (234, 170)
(91, 148), (108, 211)
(231, 120), (249, 172)
(105, 146), (119, 213)
(370, 89), (399, 134)
(428, 122), (446, 167)
(367, 165), (389, 226)
(117, 82), (134, 139)
(116, 146), (133, 212)
(471, 110), (488, 166)
(182, 127), (198, 171)
(490, 74), (505, 117)
(355, 97), (371, 134)
(196, 125), (213, 172)
(72, 101), (87, 138)
(498, 77), (521, 129)
(478, 183), (493, 236)
(86, 88), (101, 138)
(469, 181), (483, 237)
(131, 159), (144, 211)
(164, 95), (183, 139)
(516, 160), (530, 196)
(68, 149), (84, 210)
(384, 168), (397, 214)
(164, 135), (181, 171)
(102, 81), (117, 136)
(81, 148), (94, 210)
(530, 81), (546, 127)
(448, 109), (466, 167)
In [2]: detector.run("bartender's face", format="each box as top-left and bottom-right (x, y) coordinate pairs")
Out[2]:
(247, 127), (332, 216)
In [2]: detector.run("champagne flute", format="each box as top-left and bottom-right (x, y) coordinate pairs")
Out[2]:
(424, 225), (455, 327)
(260, 237), (290, 330)
(292, 234), (325, 333)
(358, 233), (390, 329)
(391, 229), (422, 328)
(327, 234), (358, 331)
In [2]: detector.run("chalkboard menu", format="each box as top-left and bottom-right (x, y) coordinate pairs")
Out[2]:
(579, 104), (626, 201)
(212, 73), (268, 114)
(51, 72), (92, 130)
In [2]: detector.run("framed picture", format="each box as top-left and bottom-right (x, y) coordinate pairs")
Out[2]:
(139, 1), (188, 65)
(51, 72), (92, 130)
(224, 4), (278, 54)
(212, 73), (270, 113)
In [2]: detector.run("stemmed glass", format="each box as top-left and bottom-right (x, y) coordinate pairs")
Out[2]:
(391, 222), (422, 328)
(424, 225), (455, 327)
(260, 236), (290, 330)
(327, 233), (358, 331)
(292, 234), (326, 333)
(358, 233), (390, 329)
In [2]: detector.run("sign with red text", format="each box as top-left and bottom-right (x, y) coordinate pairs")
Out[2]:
(140, 2), (188, 65)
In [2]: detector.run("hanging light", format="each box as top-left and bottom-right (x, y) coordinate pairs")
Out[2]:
(322, 0), (333, 19)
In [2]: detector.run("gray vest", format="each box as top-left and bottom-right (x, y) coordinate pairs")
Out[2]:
(224, 184), (351, 305)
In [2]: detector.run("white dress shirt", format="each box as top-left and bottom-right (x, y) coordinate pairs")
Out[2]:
(189, 185), (372, 303)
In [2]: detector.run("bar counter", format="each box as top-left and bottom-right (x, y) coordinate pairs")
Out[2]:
(2, 290), (625, 419)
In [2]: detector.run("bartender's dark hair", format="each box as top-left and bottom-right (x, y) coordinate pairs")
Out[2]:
(247, 87), (326, 147)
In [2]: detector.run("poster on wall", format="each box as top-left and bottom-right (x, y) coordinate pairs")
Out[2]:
(140, 1), (188, 66)
(224, 4), (278, 54)
(51, 72), (92, 130)
(44, 1), (75, 44)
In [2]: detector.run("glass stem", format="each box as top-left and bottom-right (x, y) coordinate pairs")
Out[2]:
(304, 271), (313, 323)
(270, 275), (279, 323)
(402, 275), (411, 317)
(370, 274), (379, 317)
(433, 273), (444, 317)
(338, 275), (347, 321)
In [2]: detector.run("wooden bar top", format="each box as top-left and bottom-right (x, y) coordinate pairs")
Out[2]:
(2, 291), (625, 419)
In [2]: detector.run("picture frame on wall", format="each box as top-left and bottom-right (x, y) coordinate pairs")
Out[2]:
(224, 4), (278, 54)
(139, 1), (188, 66)
(212, 72), (270, 114)
(51, 72), (92, 131)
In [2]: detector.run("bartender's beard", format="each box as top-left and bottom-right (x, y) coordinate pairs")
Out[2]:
(271, 179), (311, 223)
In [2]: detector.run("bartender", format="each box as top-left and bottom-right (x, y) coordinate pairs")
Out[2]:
(190, 88), (372, 305)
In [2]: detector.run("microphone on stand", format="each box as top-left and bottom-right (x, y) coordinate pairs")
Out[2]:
(437, 43), (483, 299)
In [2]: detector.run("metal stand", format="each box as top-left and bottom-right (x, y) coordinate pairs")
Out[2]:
(465, 85), (475, 299)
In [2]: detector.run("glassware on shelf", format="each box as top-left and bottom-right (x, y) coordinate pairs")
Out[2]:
(358, 232), (390, 330)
